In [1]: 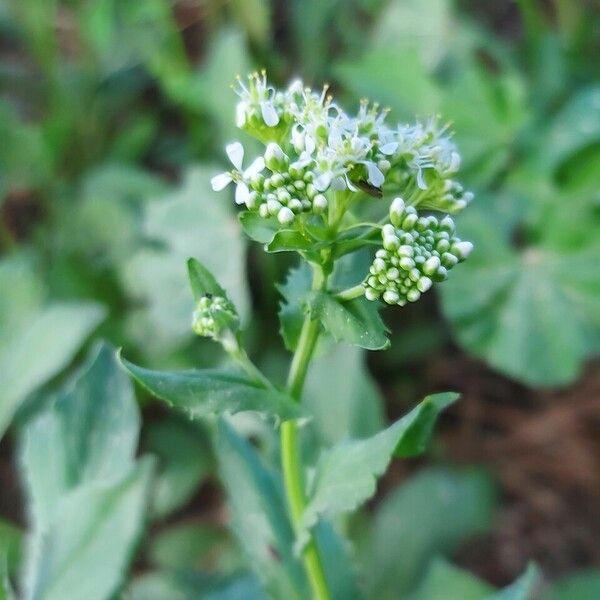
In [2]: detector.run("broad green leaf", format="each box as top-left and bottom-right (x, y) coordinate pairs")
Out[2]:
(120, 356), (302, 421)
(144, 416), (213, 518)
(149, 523), (239, 572)
(298, 393), (457, 548)
(547, 569), (600, 600)
(0, 253), (105, 438)
(21, 343), (140, 529)
(441, 209), (600, 386)
(541, 86), (600, 170)
(487, 564), (540, 600)
(304, 345), (384, 449)
(23, 460), (153, 600)
(121, 167), (248, 357)
(364, 468), (495, 598)
(187, 258), (228, 301)
(128, 570), (265, 600)
(215, 419), (308, 599)
(277, 263), (312, 351)
(308, 292), (390, 350)
(412, 558), (495, 600)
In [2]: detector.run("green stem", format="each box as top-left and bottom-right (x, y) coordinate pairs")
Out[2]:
(335, 284), (365, 302)
(281, 264), (330, 600)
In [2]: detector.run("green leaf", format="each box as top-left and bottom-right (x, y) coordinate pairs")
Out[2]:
(298, 393), (457, 548)
(441, 209), (600, 387)
(304, 345), (385, 449)
(120, 356), (302, 421)
(23, 460), (153, 600)
(412, 558), (495, 600)
(149, 523), (238, 571)
(121, 167), (248, 357)
(187, 258), (228, 301)
(239, 212), (280, 244)
(277, 263), (313, 351)
(266, 230), (315, 253)
(144, 416), (213, 518)
(364, 468), (496, 598)
(547, 569), (600, 600)
(128, 570), (265, 600)
(541, 86), (600, 171)
(486, 564), (540, 600)
(0, 256), (105, 439)
(308, 292), (390, 351)
(0, 551), (15, 600)
(215, 419), (308, 599)
(21, 343), (140, 529)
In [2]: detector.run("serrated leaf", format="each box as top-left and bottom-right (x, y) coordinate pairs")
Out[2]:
(0, 254), (105, 438)
(412, 558), (495, 600)
(215, 419), (308, 599)
(308, 292), (390, 350)
(364, 468), (496, 598)
(486, 564), (540, 600)
(21, 343), (140, 529)
(187, 258), (228, 301)
(145, 416), (213, 519)
(120, 356), (301, 421)
(298, 393), (457, 549)
(23, 460), (153, 600)
(441, 209), (600, 387)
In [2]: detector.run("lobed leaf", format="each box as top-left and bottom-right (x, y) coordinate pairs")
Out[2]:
(298, 393), (457, 550)
(120, 356), (302, 421)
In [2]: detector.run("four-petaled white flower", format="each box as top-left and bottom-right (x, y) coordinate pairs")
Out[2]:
(210, 142), (265, 205)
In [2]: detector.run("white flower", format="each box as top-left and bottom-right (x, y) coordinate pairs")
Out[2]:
(234, 71), (280, 128)
(211, 142), (265, 205)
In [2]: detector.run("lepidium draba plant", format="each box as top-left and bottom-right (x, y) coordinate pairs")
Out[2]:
(121, 71), (474, 600)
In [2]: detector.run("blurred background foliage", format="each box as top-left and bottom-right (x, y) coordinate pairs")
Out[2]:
(0, 0), (599, 598)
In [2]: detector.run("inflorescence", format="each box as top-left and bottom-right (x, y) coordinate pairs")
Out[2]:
(211, 71), (475, 306)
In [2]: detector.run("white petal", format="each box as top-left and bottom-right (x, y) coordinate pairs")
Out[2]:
(314, 172), (333, 192)
(331, 176), (347, 191)
(366, 162), (385, 187)
(235, 182), (250, 205)
(344, 176), (358, 192)
(305, 135), (316, 154)
(211, 172), (232, 191)
(416, 168), (427, 190)
(244, 157), (265, 178)
(226, 142), (244, 170)
(260, 102), (279, 127)
(380, 142), (399, 155)
(235, 181), (250, 204)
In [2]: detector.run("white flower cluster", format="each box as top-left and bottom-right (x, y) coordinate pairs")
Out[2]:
(211, 72), (473, 225)
(365, 198), (473, 305)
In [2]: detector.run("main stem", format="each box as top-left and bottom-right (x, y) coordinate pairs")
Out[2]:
(281, 265), (330, 600)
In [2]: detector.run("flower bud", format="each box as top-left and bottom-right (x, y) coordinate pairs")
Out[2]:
(192, 294), (239, 340)
(278, 206), (295, 225)
(383, 290), (400, 304)
(389, 197), (406, 226)
(423, 255), (441, 276)
(452, 241), (474, 260)
(264, 143), (288, 171)
(313, 194), (328, 213)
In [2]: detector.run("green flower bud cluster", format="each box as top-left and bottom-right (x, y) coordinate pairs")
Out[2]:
(246, 143), (327, 225)
(364, 198), (473, 305)
(192, 294), (239, 339)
